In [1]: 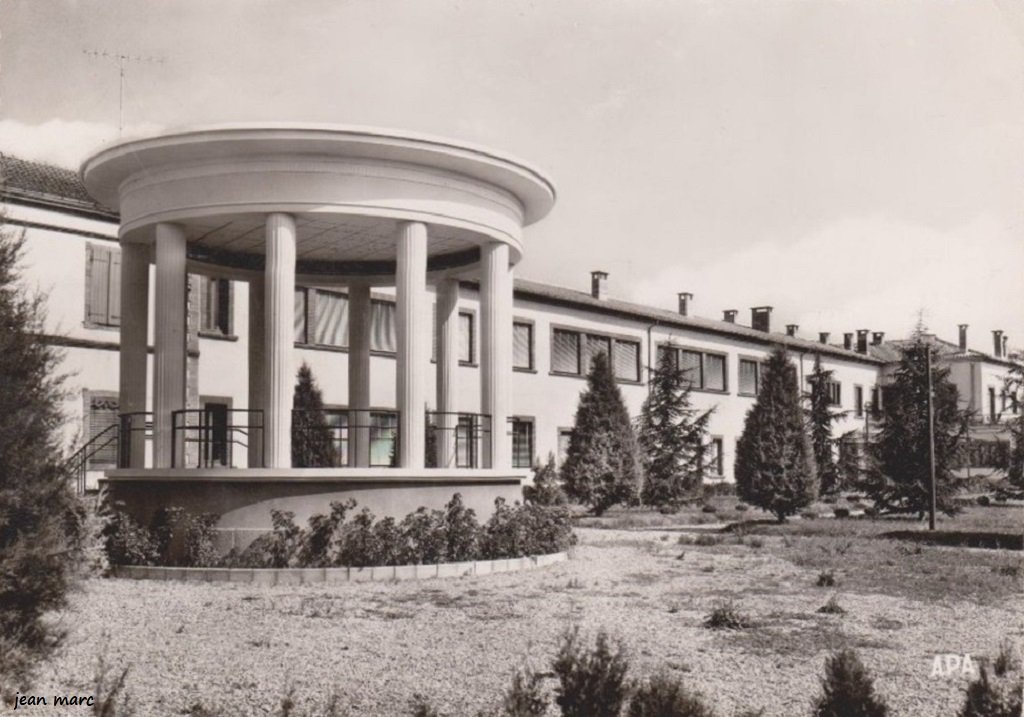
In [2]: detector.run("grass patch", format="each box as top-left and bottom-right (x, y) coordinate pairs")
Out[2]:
(703, 601), (754, 629)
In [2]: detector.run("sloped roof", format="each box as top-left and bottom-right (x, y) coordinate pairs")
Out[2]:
(0, 154), (117, 221)
(868, 335), (1016, 368)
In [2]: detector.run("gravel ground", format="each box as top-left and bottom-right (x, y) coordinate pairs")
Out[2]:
(20, 528), (1024, 716)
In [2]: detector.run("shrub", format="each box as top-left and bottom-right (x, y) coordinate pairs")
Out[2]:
(817, 571), (837, 587)
(694, 534), (719, 547)
(976, 495), (992, 507)
(499, 666), (548, 716)
(337, 507), (384, 568)
(627, 673), (715, 717)
(745, 537), (764, 549)
(813, 649), (889, 717)
(523, 453), (567, 507)
(833, 508), (850, 519)
(802, 510), (819, 520)
(103, 506), (159, 567)
(441, 493), (479, 561)
(817, 595), (845, 615)
(734, 504), (748, 512)
(957, 666), (1022, 717)
(553, 627), (630, 717)
(700, 504), (717, 514)
(240, 510), (302, 568)
(993, 641), (1019, 677)
(480, 498), (526, 559)
(703, 601), (752, 630)
(298, 499), (355, 567)
(371, 517), (403, 567)
(181, 512), (220, 568)
(399, 507), (448, 565)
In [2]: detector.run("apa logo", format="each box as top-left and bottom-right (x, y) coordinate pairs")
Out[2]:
(930, 654), (978, 678)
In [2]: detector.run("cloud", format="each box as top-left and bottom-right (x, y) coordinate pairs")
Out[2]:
(0, 119), (164, 169)
(629, 214), (1024, 352)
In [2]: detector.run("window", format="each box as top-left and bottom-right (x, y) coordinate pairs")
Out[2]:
(455, 414), (481, 468)
(854, 385), (864, 417)
(369, 412), (398, 466)
(612, 340), (640, 382)
(666, 346), (728, 392)
(706, 437), (724, 477)
(199, 276), (232, 336)
(552, 328), (641, 382)
(324, 409), (349, 467)
(739, 359), (759, 396)
(552, 329), (580, 374)
(511, 418), (534, 469)
(85, 392), (119, 468)
(294, 287), (349, 348)
(458, 312), (474, 363)
(85, 243), (121, 327)
(870, 386), (881, 417)
(828, 381), (842, 407)
(557, 428), (573, 466)
(370, 300), (396, 353)
(513, 322), (534, 370)
(294, 287), (309, 343)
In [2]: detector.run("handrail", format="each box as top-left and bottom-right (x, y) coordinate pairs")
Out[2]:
(63, 422), (120, 494)
(172, 408), (264, 468)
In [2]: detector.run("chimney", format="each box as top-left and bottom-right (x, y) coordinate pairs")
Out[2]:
(819, 332), (830, 345)
(723, 309), (738, 323)
(1003, 335), (1009, 358)
(751, 306), (773, 332)
(993, 330), (1004, 358)
(590, 270), (608, 300)
(872, 331), (885, 346)
(958, 324), (968, 352)
(856, 329), (869, 354)
(677, 292), (693, 317)
(786, 324), (798, 337)
(843, 333), (854, 351)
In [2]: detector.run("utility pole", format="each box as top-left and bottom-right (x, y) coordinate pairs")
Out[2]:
(83, 49), (164, 135)
(925, 345), (938, 531)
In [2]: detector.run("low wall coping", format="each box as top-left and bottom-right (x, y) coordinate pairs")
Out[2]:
(103, 467), (528, 485)
(112, 551), (569, 584)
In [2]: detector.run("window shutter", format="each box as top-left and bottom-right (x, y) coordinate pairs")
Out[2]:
(704, 354), (726, 391)
(552, 330), (579, 374)
(107, 249), (122, 326)
(86, 244), (112, 325)
(513, 323), (532, 369)
(680, 350), (702, 387)
(583, 335), (611, 372)
(612, 340), (639, 381)
(87, 393), (120, 467)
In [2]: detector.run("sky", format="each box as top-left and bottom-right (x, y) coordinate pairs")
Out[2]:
(1, 0), (1022, 353)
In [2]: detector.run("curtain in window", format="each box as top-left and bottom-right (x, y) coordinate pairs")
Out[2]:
(370, 300), (396, 353)
(458, 313), (473, 363)
(679, 350), (702, 387)
(513, 323), (533, 369)
(313, 290), (349, 347)
(704, 354), (726, 391)
(739, 360), (758, 395)
(583, 335), (611, 373)
(511, 420), (533, 468)
(612, 340), (639, 381)
(552, 330), (580, 374)
(369, 412), (397, 466)
(324, 410), (349, 466)
(294, 288), (307, 343)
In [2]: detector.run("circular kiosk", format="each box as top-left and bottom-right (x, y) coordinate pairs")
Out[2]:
(81, 124), (556, 550)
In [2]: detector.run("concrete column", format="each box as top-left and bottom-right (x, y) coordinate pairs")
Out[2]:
(118, 242), (149, 468)
(396, 221), (428, 468)
(435, 278), (459, 467)
(481, 242), (513, 469)
(247, 278), (265, 468)
(347, 282), (372, 468)
(264, 212), (296, 468)
(152, 223), (187, 468)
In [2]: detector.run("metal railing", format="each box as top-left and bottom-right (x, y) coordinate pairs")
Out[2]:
(427, 411), (492, 469)
(117, 412), (153, 468)
(63, 422), (120, 494)
(292, 409), (399, 468)
(172, 408), (264, 468)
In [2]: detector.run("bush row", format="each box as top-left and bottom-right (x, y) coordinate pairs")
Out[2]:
(103, 494), (576, 569)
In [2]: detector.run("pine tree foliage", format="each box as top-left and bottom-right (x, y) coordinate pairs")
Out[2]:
(734, 346), (817, 522)
(637, 344), (713, 508)
(561, 352), (643, 515)
(524, 453), (567, 506)
(813, 649), (889, 717)
(806, 355), (843, 495)
(292, 363), (336, 467)
(0, 227), (82, 694)
(1003, 362), (1024, 489)
(861, 339), (966, 516)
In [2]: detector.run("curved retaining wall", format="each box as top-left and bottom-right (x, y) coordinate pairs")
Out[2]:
(112, 551), (568, 585)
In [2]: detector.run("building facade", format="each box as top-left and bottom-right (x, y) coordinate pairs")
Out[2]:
(1, 152), (1019, 493)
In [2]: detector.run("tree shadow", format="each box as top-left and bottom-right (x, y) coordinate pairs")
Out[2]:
(879, 530), (1022, 551)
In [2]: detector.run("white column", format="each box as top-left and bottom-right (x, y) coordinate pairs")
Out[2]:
(481, 242), (513, 469)
(396, 221), (428, 468)
(119, 242), (149, 468)
(435, 278), (460, 467)
(264, 212), (296, 468)
(247, 278), (265, 468)
(347, 282), (372, 468)
(152, 223), (187, 468)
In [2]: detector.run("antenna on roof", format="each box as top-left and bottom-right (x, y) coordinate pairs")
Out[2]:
(82, 49), (165, 136)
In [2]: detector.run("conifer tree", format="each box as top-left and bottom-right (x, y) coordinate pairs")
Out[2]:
(0, 227), (82, 694)
(1003, 362), (1023, 490)
(292, 363), (336, 467)
(636, 343), (713, 508)
(734, 346), (817, 521)
(806, 355), (843, 495)
(561, 352), (643, 515)
(861, 339), (966, 515)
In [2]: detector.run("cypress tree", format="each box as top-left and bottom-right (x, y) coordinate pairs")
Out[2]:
(561, 352), (642, 515)
(862, 339), (966, 516)
(1004, 362), (1023, 490)
(734, 346), (817, 522)
(0, 227), (82, 694)
(637, 343), (713, 508)
(806, 355), (843, 495)
(291, 363), (336, 467)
